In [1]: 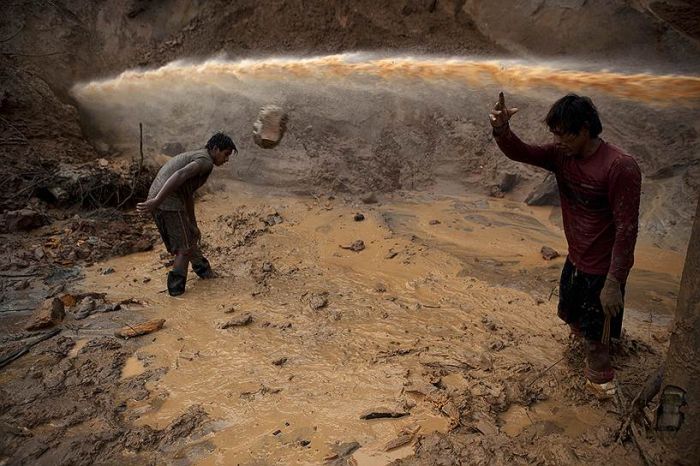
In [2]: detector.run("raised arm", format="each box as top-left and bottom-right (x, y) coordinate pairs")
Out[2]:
(489, 92), (558, 171)
(137, 160), (207, 214)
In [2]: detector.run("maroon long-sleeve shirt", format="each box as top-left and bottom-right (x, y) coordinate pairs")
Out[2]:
(495, 127), (642, 283)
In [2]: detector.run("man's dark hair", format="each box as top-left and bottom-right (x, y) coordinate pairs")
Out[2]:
(206, 132), (237, 152)
(545, 94), (602, 137)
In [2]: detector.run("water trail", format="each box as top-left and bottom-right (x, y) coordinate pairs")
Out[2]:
(74, 53), (700, 104)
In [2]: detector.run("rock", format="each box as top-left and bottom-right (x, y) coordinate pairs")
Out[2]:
(74, 296), (97, 320)
(2, 209), (48, 232)
(263, 213), (284, 226)
(540, 246), (560, 260)
(384, 433), (414, 451)
(97, 158), (109, 168)
(33, 247), (45, 260)
(101, 267), (115, 275)
(253, 105), (288, 148)
(525, 173), (560, 206)
(309, 293), (328, 310)
(361, 193), (378, 204)
(25, 298), (66, 330)
(218, 313), (253, 329)
(272, 357), (288, 366)
(498, 172), (519, 193)
(340, 240), (365, 252)
(161, 142), (185, 156)
(353, 213), (365, 222)
(324, 441), (361, 462)
(115, 319), (166, 338)
(428, 219), (441, 225)
(359, 408), (409, 420)
(374, 283), (387, 293)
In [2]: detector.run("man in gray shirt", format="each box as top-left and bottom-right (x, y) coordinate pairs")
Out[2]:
(137, 132), (237, 296)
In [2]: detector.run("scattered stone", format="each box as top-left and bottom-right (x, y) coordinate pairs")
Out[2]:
(498, 172), (519, 193)
(272, 429), (282, 436)
(481, 316), (497, 331)
(540, 246), (560, 260)
(253, 105), (288, 148)
(101, 267), (115, 275)
(263, 212), (284, 226)
(374, 283), (387, 293)
(262, 262), (275, 273)
(219, 313), (253, 329)
(361, 193), (378, 204)
(428, 219), (441, 225)
(384, 433), (414, 451)
(33, 247), (45, 260)
(298, 439), (311, 447)
(309, 293), (328, 310)
(272, 357), (288, 366)
(161, 141), (185, 156)
(525, 173), (560, 206)
(385, 250), (398, 259)
(324, 441), (361, 462)
(74, 296), (97, 320)
(488, 339), (505, 351)
(142, 276), (151, 283)
(340, 240), (365, 252)
(359, 408), (409, 420)
(115, 319), (166, 338)
(353, 213), (365, 222)
(25, 298), (65, 330)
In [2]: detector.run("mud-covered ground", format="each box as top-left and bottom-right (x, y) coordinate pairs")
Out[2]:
(1, 179), (680, 465)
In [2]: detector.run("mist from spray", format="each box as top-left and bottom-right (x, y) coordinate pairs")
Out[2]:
(70, 53), (700, 194)
(75, 53), (700, 103)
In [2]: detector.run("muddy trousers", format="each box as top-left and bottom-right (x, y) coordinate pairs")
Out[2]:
(558, 259), (626, 383)
(153, 210), (213, 296)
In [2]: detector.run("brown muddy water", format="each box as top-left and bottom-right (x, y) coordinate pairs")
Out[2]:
(81, 179), (683, 465)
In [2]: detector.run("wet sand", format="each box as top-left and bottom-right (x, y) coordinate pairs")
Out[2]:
(81, 179), (682, 465)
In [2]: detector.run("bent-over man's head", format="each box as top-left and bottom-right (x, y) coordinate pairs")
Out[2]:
(206, 132), (238, 166)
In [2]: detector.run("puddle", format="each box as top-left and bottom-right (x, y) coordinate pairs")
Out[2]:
(121, 355), (146, 380)
(500, 399), (604, 438)
(67, 338), (88, 358)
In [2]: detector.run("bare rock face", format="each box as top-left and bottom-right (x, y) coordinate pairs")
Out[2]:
(25, 298), (65, 330)
(253, 105), (288, 148)
(525, 173), (560, 206)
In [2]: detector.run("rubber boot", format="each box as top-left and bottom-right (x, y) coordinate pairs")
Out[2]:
(167, 270), (187, 296)
(192, 257), (214, 279)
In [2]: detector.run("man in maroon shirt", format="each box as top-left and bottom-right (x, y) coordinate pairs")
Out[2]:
(490, 92), (642, 397)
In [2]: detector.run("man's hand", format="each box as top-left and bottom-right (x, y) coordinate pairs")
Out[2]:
(489, 92), (519, 129)
(136, 199), (159, 215)
(600, 277), (623, 318)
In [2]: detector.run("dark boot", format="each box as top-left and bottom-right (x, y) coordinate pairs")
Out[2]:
(167, 270), (187, 296)
(192, 257), (214, 279)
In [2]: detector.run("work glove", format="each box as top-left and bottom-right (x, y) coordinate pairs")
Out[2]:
(600, 276), (623, 318)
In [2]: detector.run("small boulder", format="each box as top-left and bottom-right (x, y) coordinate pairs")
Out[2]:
(218, 313), (253, 329)
(253, 105), (288, 148)
(541, 246), (560, 260)
(525, 174), (560, 206)
(25, 298), (65, 330)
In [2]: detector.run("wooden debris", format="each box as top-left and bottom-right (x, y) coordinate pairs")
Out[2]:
(115, 318), (165, 338)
